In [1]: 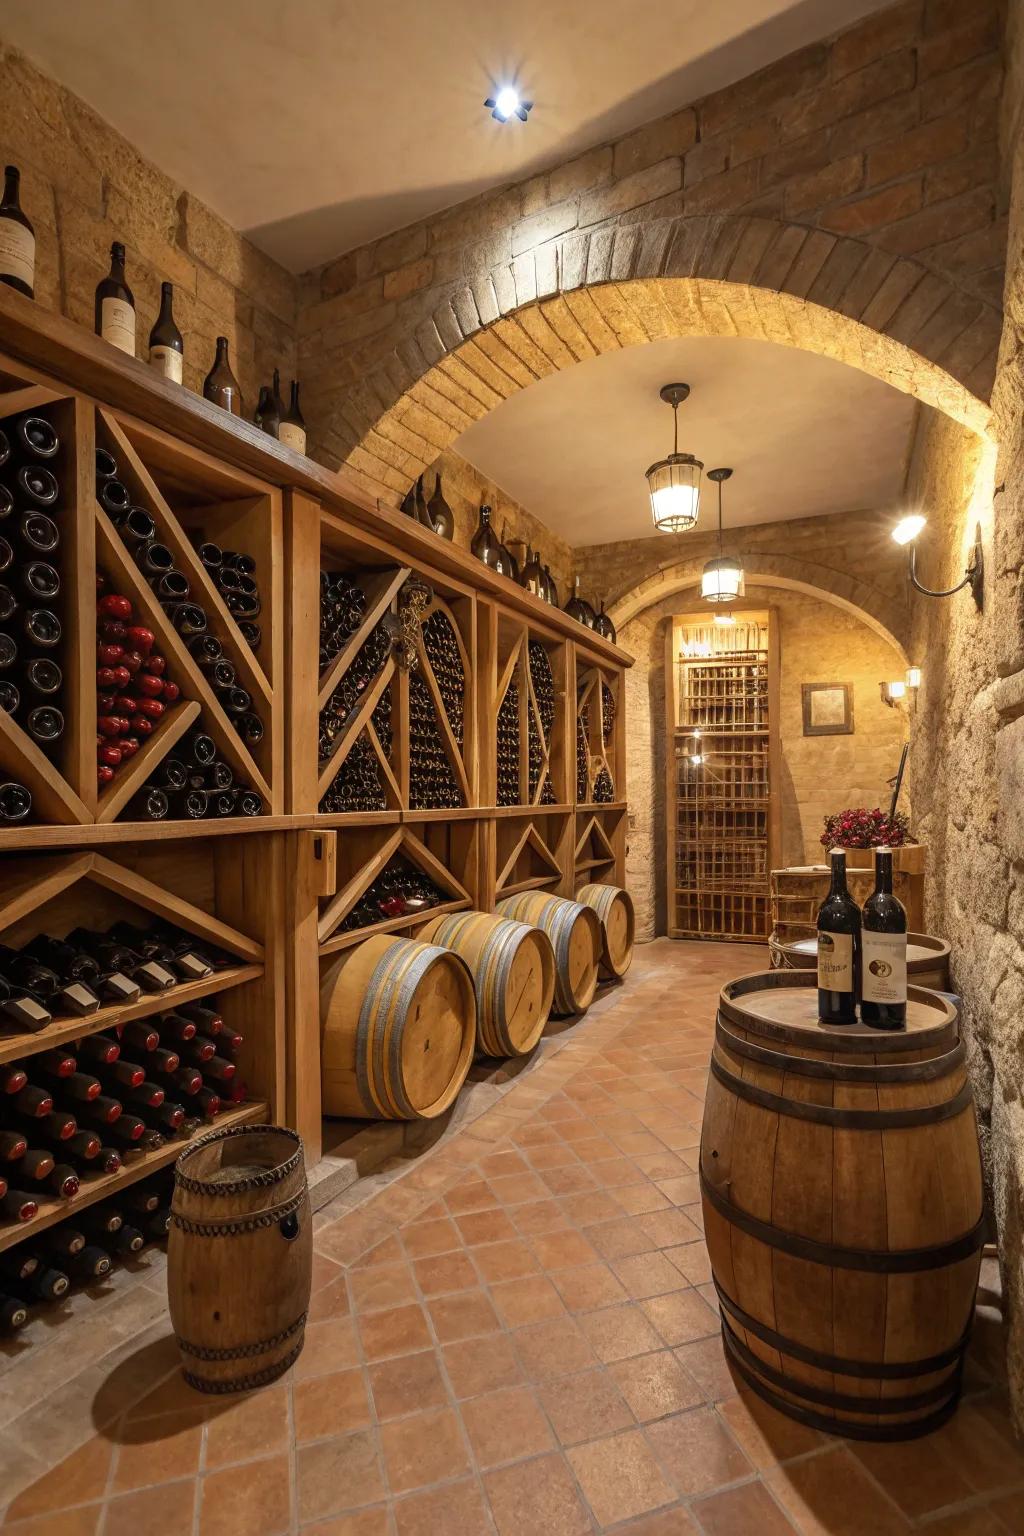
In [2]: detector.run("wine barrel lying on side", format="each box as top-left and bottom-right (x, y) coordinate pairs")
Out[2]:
(495, 892), (602, 1016)
(320, 934), (475, 1119)
(700, 970), (983, 1441)
(420, 910), (555, 1058)
(772, 931), (950, 991)
(168, 1124), (311, 1393)
(576, 883), (635, 980)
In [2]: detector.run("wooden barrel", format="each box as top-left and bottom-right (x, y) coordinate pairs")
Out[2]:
(771, 931), (950, 991)
(701, 970), (983, 1441)
(576, 883), (635, 979)
(168, 1124), (312, 1394)
(419, 910), (555, 1058)
(320, 935), (475, 1119)
(495, 893), (602, 1016)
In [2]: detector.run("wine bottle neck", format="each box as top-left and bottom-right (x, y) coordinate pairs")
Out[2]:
(874, 849), (894, 894)
(828, 852), (847, 897)
(158, 283), (174, 319)
(3, 167), (20, 205)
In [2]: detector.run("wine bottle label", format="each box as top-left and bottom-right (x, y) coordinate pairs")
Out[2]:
(278, 421), (306, 453)
(817, 931), (853, 993)
(150, 345), (183, 384)
(0, 217), (34, 288)
(101, 297), (136, 355)
(862, 931), (907, 1004)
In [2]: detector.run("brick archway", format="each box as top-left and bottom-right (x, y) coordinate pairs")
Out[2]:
(339, 216), (996, 498)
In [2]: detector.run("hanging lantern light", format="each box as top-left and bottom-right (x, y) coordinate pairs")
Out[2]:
(646, 383), (703, 534)
(701, 467), (744, 603)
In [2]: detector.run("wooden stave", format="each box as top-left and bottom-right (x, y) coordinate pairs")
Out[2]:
(772, 931), (950, 991)
(700, 973), (984, 1438)
(421, 910), (555, 1057)
(576, 883), (635, 979)
(495, 893), (602, 1016)
(167, 1124), (312, 1393)
(319, 935), (476, 1120)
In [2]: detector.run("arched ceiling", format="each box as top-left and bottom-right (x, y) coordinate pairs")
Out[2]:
(453, 334), (919, 547)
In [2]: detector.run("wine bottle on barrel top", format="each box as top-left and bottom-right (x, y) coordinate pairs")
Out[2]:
(816, 849), (861, 1025)
(860, 847), (908, 1030)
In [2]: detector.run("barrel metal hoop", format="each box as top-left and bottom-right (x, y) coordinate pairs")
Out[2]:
(713, 1280), (971, 1380)
(721, 1326), (963, 1442)
(174, 1124), (302, 1196)
(182, 1340), (304, 1395)
(177, 1311), (307, 1361)
(171, 1189), (306, 1237)
(714, 1018), (967, 1084)
(708, 1052), (975, 1129)
(699, 1167), (986, 1273)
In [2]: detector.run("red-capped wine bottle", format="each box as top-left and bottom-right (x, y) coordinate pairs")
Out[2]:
(95, 242), (135, 356)
(0, 165), (34, 298)
(0, 1189), (38, 1221)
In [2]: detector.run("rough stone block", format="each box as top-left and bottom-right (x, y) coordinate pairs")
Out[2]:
(534, 242), (559, 299)
(783, 154), (865, 216)
(874, 186), (995, 257)
(560, 231), (590, 291)
(512, 252), (537, 307)
(682, 161), (758, 215)
(511, 200), (579, 258)
(586, 225), (616, 284)
(491, 263), (518, 315)
(830, 1), (922, 80)
(383, 257), (434, 301)
(866, 112), (970, 188)
(699, 42), (829, 137)
(579, 160), (682, 227)
(819, 178), (922, 235)
(613, 109), (697, 179)
(549, 147), (614, 204)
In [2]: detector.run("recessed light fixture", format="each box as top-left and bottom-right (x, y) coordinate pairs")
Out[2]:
(485, 87), (532, 122)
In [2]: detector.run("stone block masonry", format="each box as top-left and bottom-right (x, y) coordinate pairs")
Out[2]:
(297, 0), (1006, 482)
(0, 43), (299, 414)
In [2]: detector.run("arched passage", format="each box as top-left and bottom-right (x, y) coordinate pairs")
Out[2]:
(338, 217), (994, 496)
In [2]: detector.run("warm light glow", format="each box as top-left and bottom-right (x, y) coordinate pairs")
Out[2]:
(701, 555), (744, 603)
(690, 754), (703, 767)
(892, 513), (927, 545)
(906, 666), (922, 689)
(889, 680), (906, 698)
(648, 456), (702, 533)
(714, 612), (737, 626)
(494, 86), (520, 119)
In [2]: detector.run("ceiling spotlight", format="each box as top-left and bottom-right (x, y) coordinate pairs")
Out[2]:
(485, 87), (532, 122)
(646, 383), (702, 534)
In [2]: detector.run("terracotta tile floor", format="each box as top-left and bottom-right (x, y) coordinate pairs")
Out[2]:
(1, 939), (1020, 1535)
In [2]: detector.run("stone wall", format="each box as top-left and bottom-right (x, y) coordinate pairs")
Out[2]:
(0, 42), (298, 414)
(423, 450), (574, 600)
(296, 0), (1006, 484)
(619, 584), (909, 940)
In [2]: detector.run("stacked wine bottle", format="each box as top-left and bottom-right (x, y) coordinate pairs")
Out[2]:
(319, 734), (387, 813)
(0, 1168), (175, 1333)
(593, 765), (615, 804)
(338, 856), (447, 933)
(319, 570), (367, 669)
(497, 684), (521, 806)
(132, 724), (263, 820)
(95, 447), (267, 758)
(0, 411), (66, 768)
(602, 683), (615, 746)
(528, 642), (556, 805)
(193, 541), (263, 654)
(95, 577), (182, 794)
(422, 610), (464, 747)
(577, 716), (589, 801)
(319, 622), (393, 764)
(409, 671), (462, 809)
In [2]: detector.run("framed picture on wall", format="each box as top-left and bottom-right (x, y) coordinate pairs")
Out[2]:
(802, 682), (853, 736)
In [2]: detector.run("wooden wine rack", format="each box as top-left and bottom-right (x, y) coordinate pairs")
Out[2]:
(0, 287), (631, 1185)
(666, 611), (779, 942)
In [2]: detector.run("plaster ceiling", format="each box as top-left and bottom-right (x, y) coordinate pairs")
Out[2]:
(453, 336), (918, 547)
(0, 0), (891, 272)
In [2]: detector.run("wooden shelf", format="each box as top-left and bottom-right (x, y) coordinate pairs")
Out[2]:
(0, 965), (262, 1066)
(0, 1099), (268, 1254)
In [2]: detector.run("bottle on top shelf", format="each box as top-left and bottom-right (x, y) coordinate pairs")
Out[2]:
(520, 545), (544, 597)
(254, 385), (279, 438)
(414, 476), (435, 532)
(278, 381), (306, 454)
(271, 369), (287, 424)
(203, 337), (241, 416)
(471, 506), (510, 575)
(148, 282), (184, 384)
(426, 475), (454, 541)
(0, 164), (34, 300)
(816, 849), (861, 1025)
(564, 576), (596, 628)
(860, 847), (908, 1030)
(95, 242), (136, 357)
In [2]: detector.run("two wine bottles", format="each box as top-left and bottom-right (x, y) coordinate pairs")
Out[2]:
(817, 847), (908, 1028)
(254, 368), (307, 454)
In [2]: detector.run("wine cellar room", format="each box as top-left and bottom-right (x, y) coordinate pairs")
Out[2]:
(0, 0), (1021, 1530)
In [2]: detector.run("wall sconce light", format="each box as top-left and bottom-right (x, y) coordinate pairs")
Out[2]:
(880, 679), (907, 707)
(891, 515), (983, 607)
(906, 666), (922, 690)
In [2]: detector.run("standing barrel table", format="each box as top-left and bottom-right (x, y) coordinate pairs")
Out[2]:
(772, 931), (950, 991)
(701, 970), (983, 1439)
(320, 935), (476, 1119)
(576, 883), (635, 980)
(496, 892), (602, 1016)
(168, 1124), (312, 1393)
(419, 910), (555, 1058)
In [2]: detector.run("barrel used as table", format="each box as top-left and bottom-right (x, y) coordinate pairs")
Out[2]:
(419, 910), (555, 1057)
(320, 934), (476, 1119)
(772, 931), (950, 991)
(700, 970), (983, 1440)
(168, 1124), (312, 1393)
(576, 883), (635, 980)
(495, 892), (602, 1016)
